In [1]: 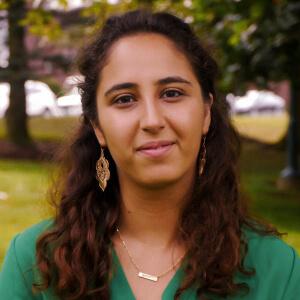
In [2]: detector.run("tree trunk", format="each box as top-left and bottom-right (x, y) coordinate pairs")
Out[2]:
(5, 0), (32, 147)
(274, 79), (300, 153)
(297, 83), (300, 154)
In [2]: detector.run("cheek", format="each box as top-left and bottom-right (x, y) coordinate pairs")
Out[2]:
(168, 100), (204, 140)
(99, 110), (136, 156)
(169, 102), (204, 162)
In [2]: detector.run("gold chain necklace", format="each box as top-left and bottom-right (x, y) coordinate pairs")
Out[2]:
(116, 227), (185, 282)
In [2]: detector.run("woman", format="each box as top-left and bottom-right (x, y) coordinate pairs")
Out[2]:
(0, 9), (299, 300)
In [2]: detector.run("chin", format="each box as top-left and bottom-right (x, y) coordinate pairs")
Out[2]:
(138, 174), (181, 189)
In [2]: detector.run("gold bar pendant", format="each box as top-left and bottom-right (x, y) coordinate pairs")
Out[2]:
(138, 272), (158, 282)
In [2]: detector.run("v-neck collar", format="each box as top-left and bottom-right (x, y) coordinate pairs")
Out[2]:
(110, 247), (186, 300)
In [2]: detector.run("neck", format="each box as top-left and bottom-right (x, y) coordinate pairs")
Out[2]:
(116, 170), (195, 250)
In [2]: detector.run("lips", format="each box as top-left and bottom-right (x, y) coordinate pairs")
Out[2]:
(136, 140), (175, 151)
(136, 140), (176, 158)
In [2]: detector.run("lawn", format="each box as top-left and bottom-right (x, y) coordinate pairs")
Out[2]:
(240, 142), (300, 250)
(0, 160), (54, 262)
(0, 116), (79, 142)
(0, 113), (299, 267)
(232, 112), (289, 144)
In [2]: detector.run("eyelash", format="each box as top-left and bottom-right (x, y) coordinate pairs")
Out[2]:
(113, 89), (184, 106)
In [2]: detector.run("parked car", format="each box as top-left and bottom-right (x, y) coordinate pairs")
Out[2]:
(227, 90), (285, 115)
(57, 86), (82, 116)
(0, 83), (10, 117)
(57, 75), (83, 116)
(0, 80), (61, 118)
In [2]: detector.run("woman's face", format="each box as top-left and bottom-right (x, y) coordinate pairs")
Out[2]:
(94, 33), (211, 188)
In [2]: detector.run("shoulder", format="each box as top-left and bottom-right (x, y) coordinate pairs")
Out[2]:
(8, 218), (54, 269)
(14, 218), (54, 255)
(239, 227), (300, 299)
(13, 218), (54, 268)
(243, 227), (296, 262)
(3, 219), (54, 273)
(243, 229), (297, 266)
(0, 219), (55, 299)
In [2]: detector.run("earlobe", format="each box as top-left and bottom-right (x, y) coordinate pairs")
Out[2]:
(208, 93), (214, 106)
(203, 106), (211, 135)
(92, 123), (107, 147)
(203, 94), (213, 135)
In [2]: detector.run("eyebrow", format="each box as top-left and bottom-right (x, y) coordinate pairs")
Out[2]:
(104, 76), (192, 97)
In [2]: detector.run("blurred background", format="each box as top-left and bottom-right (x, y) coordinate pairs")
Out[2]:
(0, 0), (299, 266)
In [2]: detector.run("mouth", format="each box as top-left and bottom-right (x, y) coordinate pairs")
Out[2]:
(136, 141), (175, 158)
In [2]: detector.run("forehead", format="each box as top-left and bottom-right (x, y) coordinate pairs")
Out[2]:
(98, 33), (197, 88)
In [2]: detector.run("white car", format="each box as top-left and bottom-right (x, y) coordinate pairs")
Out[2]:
(57, 86), (82, 116)
(227, 90), (285, 115)
(0, 83), (10, 117)
(0, 80), (61, 118)
(57, 75), (83, 116)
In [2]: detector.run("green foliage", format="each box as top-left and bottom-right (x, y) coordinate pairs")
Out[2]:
(21, 9), (62, 40)
(80, 0), (192, 32)
(193, 0), (300, 93)
(0, 1), (7, 10)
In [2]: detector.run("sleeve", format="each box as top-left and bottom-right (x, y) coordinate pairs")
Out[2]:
(0, 234), (40, 300)
(281, 247), (300, 300)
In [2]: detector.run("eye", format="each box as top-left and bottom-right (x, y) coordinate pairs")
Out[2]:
(113, 94), (135, 106)
(161, 89), (184, 99)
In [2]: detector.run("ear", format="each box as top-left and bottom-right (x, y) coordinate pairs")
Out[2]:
(91, 122), (107, 147)
(202, 93), (213, 135)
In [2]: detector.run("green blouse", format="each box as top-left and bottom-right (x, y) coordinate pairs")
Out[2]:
(0, 219), (300, 299)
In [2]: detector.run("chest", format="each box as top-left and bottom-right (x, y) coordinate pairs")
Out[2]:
(122, 268), (178, 300)
(111, 242), (184, 300)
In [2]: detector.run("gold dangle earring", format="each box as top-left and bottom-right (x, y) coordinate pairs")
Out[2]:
(96, 148), (110, 191)
(199, 136), (207, 176)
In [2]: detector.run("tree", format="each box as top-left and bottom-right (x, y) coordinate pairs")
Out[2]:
(192, 0), (300, 184)
(3, 0), (31, 146)
(1, 0), (64, 147)
(1, 0), (89, 147)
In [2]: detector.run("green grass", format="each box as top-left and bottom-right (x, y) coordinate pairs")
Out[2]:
(0, 160), (54, 265)
(240, 142), (300, 251)
(232, 112), (289, 144)
(0, 117), (79, 141)
(0, 115), (299, 267)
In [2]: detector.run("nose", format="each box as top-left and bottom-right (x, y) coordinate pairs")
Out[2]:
(140, 98), (165, 133)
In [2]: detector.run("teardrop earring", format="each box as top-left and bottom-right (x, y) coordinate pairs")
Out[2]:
(96, 148), (110, 191)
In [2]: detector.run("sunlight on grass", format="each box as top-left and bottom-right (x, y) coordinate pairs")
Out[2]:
(0, 117), (79, 141)
(0, 160), (54, 265)
(232, 112), (289, 143)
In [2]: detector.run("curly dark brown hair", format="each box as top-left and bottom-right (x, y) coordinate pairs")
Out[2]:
(34, 9), (280, 300)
